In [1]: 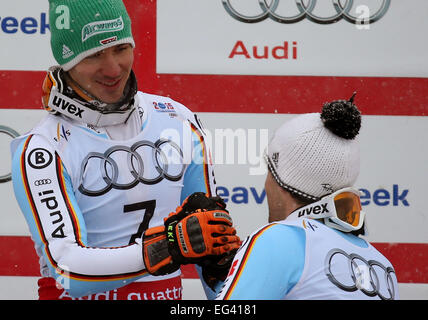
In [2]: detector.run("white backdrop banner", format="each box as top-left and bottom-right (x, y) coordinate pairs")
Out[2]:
(157, 0), (428, 77)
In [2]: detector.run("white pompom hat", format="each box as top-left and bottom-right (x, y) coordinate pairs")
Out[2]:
(264, 96), (362, 201)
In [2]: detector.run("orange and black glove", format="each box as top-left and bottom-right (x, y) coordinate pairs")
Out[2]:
(141, 193), (240, 276)
(165, 192), (241, 289)
(181, 194), (241, 290)
(142, 225), (179, 276)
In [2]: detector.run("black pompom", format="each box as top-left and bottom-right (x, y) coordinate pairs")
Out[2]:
(320, 92), (361, 140)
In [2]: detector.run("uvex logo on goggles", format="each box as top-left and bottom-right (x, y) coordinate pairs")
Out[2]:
(291, 188), (364, 233)
(297, 203), (329, 217)
(51, 94), (84, 118)
(82, 16), (124, 42)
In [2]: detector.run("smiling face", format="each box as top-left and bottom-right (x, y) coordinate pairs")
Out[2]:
(67, 44), (134, 104)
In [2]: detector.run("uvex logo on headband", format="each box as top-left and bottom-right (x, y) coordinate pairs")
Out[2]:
(82, 16), (124, 42)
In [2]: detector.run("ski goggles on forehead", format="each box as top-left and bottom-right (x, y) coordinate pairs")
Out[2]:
(290, 187), (365, 233)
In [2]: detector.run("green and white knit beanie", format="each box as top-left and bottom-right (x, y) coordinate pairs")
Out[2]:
(49, 0), (135, 71)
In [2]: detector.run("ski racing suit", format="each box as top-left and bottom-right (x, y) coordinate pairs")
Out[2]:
(216, 216), (399, 300)
(11, 91), (216, 300)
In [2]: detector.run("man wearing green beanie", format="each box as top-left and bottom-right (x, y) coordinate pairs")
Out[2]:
(49, 0), (135, 72)
(10, 0), (239, 300)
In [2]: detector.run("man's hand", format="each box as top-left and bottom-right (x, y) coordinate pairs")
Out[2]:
(165, 207), (240, 265)
(141, 193), (241, 276)
(141, 225), (179, 276)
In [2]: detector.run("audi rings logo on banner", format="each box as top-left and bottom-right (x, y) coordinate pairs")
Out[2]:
(78, 139), (185, 197)
(222, 0), (391, 24)
(0, 125), (20, 183)
(325, 248), (397, 300)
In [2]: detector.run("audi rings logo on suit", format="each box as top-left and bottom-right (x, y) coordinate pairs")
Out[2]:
(325, 248), (397, 300)
(78, 139), (185, 197)
(222, 0), (391, 24)
(34, 179), (52, 186)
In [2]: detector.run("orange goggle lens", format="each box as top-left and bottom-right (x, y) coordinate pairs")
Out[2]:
(333, 192), (362, 227)
(42, 73), (55, 108)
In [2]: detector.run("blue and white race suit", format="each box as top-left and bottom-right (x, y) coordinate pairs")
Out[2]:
(11, 91), (216, 298)
(216, 216), (399, 300)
